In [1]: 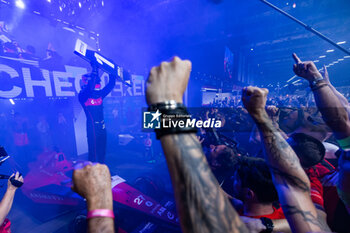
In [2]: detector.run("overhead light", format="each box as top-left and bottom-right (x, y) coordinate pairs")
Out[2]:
(59, 6), (63, 11)
(319, 55), (326, 58)
(337, 41), (346, 45)
(326, 49), (335, 53)
(47, 0), (51, 2)
(313, 60), (320, 63)
(9, 99), (15, 105)
(292, 3), (296, 8)
(338, 58), (344, 61)
(344, 56), (350, 59)
(78, 2), (82, 8)
(15, 0), (25, 9)
(101, 1), (104, 6)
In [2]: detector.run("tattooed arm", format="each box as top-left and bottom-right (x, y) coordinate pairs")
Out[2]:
(242, 86), (330, 233)
(293, 53), (350, 213)
(146, 57), (248, 233)
(160, 134), (247, 233)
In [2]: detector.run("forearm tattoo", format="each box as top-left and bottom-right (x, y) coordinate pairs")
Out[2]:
(255, 112), (309, 192)
(162, 134), (248, 233)
(282, 205), (331, 231)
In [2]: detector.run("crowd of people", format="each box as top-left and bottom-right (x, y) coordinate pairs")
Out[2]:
(70, 54), (350, 233)
(1, 20), (350, 233)
(207, 88), (350, 109)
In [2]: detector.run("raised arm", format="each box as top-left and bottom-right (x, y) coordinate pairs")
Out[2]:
(242, 86), (330, 233)
(292, 53), (350, 213)
(72, 163), (114, 233)
(78, 66), (99, 102)
(322, 66), (350, 117)
(146, 57), (247, 233)
(0, 172), (23, 225)
(100, 74), (116, 98)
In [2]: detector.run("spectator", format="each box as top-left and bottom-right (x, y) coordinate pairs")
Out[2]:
(292, 53), (350, 231)
(242, 86), (331, 232)
(231, 157), (292, 233)
(0, 172), (24, 233)
(145, 57), (248, 232)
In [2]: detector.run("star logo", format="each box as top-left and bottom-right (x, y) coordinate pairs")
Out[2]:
(143, 110), (161, 129)
(150, 110), (161, 123)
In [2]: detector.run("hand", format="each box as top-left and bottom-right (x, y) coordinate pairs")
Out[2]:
(266, 105), (280, 127)
(72, 163), (113, 210)
(242, 86), (269, 117)
(7, 172), (23, 191)
(266, 105), (279, 119)
(240, 216), (266, 233)
(146, 56), (192, 105)
(292, 53), (323, 82)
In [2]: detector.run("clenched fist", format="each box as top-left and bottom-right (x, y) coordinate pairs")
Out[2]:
(72, 163), (113, 211)
(242, 86), (269, 117)
(146, 56), (192, 105)
(292, 53), (323, 82)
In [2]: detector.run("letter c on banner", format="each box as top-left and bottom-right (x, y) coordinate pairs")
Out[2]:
(0, 64), (22, 98)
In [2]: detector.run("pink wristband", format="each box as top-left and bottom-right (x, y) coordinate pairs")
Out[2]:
(87, 209), (115, 219)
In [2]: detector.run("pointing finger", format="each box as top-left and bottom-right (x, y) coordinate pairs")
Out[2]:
(292, 53), (302, 64)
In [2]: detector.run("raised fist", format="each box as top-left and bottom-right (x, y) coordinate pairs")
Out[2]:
(72, 163), (113, 210)
(146, 56), (192, 105)
(242, 86), (269, 117)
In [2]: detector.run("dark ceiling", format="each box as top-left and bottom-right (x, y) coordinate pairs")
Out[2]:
(2, 0), (350, 87)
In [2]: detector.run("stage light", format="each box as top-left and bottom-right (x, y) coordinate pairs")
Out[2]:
(250, 48), (254, 51)
(292, 3), (296, 8)
(9, 99), (15, 105)
(326, 49), (334, 53)
(313, 60), (320, 63)
(15, 0), (25, 9)
(319, 55), (326, 58)
(337, 41), (346, 45)
(78, 2), (82, 8)
(47, 0), (51, 2)
(101, 1), (104, 6)
(59, 6), (63, 11)
(344, 56), (350, 59)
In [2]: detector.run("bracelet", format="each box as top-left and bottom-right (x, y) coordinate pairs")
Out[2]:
(311, 83), (328, 92)
(148, 100), (186, 111)
(309, 76), (324, 88)
(87, 209), (115, 219)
